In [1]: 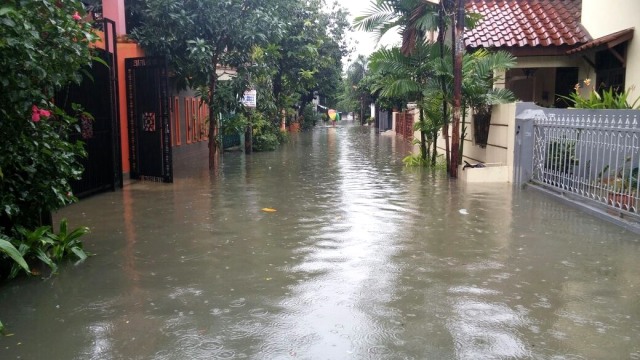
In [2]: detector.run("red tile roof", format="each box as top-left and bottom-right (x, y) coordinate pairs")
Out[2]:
(465, 0), (591, 49)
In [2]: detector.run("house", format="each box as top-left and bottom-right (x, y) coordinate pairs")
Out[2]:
(465, 0), (637, 107)
(63, 0), (237, 197)
(430, 0), (639, 183)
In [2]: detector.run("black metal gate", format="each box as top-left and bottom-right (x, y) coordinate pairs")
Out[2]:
(56, 19), (122, 198)
(125, 57), (172, 182)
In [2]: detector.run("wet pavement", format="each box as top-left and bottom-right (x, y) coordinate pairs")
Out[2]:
(1, 123), (640, 359)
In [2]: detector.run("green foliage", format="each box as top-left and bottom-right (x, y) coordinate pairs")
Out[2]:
(300, 104), (320, 130)
(402, 153), (430, 167)
(0, 1), (95, 271)
(254, 133), (280, 152)
(461, 49), (516, 114)
(221, 113), (248, 135)
(248, 0), (348, 126)
(353, 0), (441, 53)
(598, 157), (639, 192)
(545, 139), (578, 174)
(0, 236), (29, 274)
(558, 80), (640, 109)
(402, 151), (446, 169)
(1, 106), (88, 231)
(339, 55), (375, 119)
(250, 111), (281, 152)
(10, 219), (89, 278)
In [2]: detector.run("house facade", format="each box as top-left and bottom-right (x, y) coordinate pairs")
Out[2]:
(581, 0), (639, 95)
(466, 0), (637, 108)
(427, 0), (639, 182)
(64, 0), (237, 195)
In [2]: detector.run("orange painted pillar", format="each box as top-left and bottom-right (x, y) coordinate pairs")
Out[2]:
(102, 0), (126, 35)
(117, 43), (145, 174)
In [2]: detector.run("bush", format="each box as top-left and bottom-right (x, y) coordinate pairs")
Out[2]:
(558, 79), (640, 109)
(220, 113), (248, 135)
(253, 132), (279, 151)
(250, 111), (284, 152)
(301, 104), (319, 130)
(0, 1), (96, 275)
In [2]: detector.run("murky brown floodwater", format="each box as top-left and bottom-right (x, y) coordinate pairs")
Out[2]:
(1, 123), (639, 359)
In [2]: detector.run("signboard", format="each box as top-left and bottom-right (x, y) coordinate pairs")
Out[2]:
(242, 90), (257, 108)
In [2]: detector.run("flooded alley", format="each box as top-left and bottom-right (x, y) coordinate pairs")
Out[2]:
(1, 123), (639, 359)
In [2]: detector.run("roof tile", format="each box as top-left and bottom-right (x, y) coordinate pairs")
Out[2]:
(465, 0), (591, 49)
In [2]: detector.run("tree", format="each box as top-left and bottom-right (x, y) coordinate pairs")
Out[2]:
(131, 0), (284, 169)
(354, 0), (440, 55)
(368, 44), (443, 162)
(345, 55), (370, 124)
(355, 0), (482, 176)
(254, 0), (349, 129)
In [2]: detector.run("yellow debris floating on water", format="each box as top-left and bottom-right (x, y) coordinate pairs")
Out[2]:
(261, 208), (277, 212)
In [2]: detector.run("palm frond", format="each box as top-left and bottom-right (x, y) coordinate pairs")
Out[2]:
(354, 2), (399, 32)
(484, 87), (516, 105)
(380, 78), (421, 98)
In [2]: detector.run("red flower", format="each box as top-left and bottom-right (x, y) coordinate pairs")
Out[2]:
(31, 105), (41, 122)
(31, 105), (52, 122)
(72, 11), (81, 21)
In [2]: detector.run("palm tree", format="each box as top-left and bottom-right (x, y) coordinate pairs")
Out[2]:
(462, 49), (516, 150)
(355, 0), (461, 174)
(369, 43), (443, 162)
(354, 0), (440, 55)
(346, 55), (369, 124)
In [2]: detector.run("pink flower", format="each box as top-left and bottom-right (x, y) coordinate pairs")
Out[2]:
(72, 11), (81, 21)
(31, 105), (41, 122)
(31, 105), (52, 122)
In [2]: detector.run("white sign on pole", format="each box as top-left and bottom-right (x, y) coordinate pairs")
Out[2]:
(242, 90), (257, 108)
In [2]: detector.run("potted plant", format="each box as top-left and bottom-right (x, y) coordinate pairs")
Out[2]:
(599, 158), (639, 211)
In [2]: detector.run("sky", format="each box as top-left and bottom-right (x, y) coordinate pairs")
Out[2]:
(337, 0), (401, 68)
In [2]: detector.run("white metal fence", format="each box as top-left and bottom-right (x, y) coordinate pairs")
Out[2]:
(529, 108), (640, 217)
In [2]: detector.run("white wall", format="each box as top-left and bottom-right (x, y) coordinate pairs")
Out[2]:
(434, 103), (517, 182)
(582, 0), (640, 96)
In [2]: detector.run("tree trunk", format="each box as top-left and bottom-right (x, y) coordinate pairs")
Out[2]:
(438, 2), (450, 173)
(459, 106), (467, 163)
(450, 0), (465, 178)
(419, 108), (427, 161)
(431, 130), (438, 166)
(281, 109), (286, 131)
(245, 124), (252, 154)
(208, 55), (220, 170)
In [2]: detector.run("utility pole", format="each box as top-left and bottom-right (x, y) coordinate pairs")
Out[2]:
(450, 0), (464, 178)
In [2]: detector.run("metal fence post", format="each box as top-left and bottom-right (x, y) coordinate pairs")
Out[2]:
(513, 104), (542, 186)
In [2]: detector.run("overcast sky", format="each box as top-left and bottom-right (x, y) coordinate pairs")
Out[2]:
(337, 0), (401, 68)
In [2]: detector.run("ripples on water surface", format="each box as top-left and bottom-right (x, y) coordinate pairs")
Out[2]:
(1, 124), (639, 359)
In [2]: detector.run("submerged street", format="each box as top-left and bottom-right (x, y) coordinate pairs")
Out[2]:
(1, 123), (639, 359)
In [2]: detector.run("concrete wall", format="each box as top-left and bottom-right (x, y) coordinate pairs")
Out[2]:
(434, 103), (517, 182)
(581, 0), (640, 97)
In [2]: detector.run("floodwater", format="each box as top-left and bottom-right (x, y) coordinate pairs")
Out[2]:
(1, 123), (640, 359)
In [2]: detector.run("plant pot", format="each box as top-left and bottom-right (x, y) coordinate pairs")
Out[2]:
(607, 192), (636, 212)
(473, 111), (491, 148)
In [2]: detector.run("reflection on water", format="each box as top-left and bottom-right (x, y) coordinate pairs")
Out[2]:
(1, 123), (639, 359)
